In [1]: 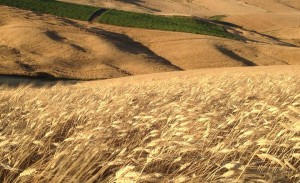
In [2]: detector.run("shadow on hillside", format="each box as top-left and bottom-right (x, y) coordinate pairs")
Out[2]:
(195, 17), (299, 47)
(215, 45), (257, 66)
(88, 8), (109, 22)
(45, 30), (66, 42)
(0, 75), (78, 88)
(61, 18), (182, 70)
(90, 27), (181, 69)
(44, 30), (87, 52)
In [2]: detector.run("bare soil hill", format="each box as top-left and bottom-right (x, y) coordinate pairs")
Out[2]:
(62, 0), (300, 44)
(0, 6), (300, 80)
(0, 6), (179, 80)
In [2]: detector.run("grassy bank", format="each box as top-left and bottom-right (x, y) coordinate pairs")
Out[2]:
(98, 10), (234, 38)
(0, 0), (99, 21)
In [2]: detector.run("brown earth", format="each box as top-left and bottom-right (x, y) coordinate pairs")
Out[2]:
(0, 7), (179, 80)
(63, 0), (300, 43)
(0, 2), (299, 80)
(1, 3), (300, 182)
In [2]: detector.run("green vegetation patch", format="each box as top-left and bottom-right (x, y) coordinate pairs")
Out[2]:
(0, 0), (99, 21)
(0, 1), (234, 38)
(98, 10), (234, 38)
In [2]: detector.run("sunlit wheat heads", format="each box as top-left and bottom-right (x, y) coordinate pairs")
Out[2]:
(0, 74), (299, 182)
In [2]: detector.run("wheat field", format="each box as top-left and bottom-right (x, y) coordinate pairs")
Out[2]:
(0, 73), (300, 182)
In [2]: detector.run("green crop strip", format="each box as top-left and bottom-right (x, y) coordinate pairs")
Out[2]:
(0, 0), (235, 39)
(0, 0), (99, 21)
(98, 10), (234, 39)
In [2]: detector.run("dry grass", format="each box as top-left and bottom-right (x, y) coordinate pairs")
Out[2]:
(0, 74), (300, 183)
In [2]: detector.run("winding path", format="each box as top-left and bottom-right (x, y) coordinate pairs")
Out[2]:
(88, 8), (109, 22)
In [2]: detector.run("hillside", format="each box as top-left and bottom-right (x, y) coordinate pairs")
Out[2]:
(0, 6), (179, 80)
(1, 1), (300, 182)
(62, 0), (300, 44)
(0, 5), (300, 80)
